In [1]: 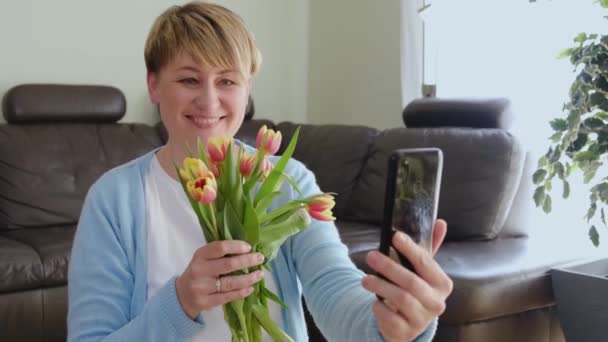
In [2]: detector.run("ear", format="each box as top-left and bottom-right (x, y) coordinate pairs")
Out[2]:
(147, 72), (160, 104)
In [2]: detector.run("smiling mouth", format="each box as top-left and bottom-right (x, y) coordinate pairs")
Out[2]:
(186, 115), (225, 128)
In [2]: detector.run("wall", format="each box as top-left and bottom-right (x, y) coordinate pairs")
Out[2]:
(0, 0), (309, 125)
(306, 0), (405, 129)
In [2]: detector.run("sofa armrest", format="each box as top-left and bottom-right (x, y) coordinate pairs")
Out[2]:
(403, 98), (514, 129)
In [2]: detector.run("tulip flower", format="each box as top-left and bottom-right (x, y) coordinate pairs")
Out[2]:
(187, 175), (217, 204)
(181, 158), (209, 180)
(239, 151), (256, 176)
(256, 125), (282, 155)
(260, 157), (274, 179)
(207, 137), (232, 163)
(306, 194), (336, 221)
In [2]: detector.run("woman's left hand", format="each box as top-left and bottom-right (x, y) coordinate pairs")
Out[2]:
(362, 219), (453, 342)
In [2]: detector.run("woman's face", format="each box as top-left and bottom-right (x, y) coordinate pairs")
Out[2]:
(147, 52), (250, 152)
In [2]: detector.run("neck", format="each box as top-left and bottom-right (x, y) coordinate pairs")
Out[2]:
(156, 144), (189, 181)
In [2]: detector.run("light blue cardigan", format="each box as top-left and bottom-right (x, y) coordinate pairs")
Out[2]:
(67, 148), (437, 341)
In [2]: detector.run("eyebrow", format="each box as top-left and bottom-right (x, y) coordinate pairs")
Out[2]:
(176, 66), (240, 75)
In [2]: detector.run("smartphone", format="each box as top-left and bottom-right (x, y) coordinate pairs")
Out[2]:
(378, 148), (443, 272)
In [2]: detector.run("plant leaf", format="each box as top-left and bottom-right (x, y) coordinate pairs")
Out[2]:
(243, 193), (260, 245)
(254, 127), (301, 206)
(574, 32), (588, 44)
(543, 195), (552, 213)
(260, 286), (288, 309)
(549, 132), (563, 143)
(602, 208), (607, 226)
(587, 202), (598, 221)
(258, 208), (310, 262)
(534, 186), (546, 207)
(532, 169), (547, 185)
(563, 180), (571, 199)
(550, 118), (568, 132)
(589, 225), (600, 247)
(251, 304), (294, 342)
(224, 200), (246, 242)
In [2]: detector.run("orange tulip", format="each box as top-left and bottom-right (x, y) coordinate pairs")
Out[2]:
(306, 194), (336, 221)
(256, 125), (282, 155)
(207, 137), (232, 163)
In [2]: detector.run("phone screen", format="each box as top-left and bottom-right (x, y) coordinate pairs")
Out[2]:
(379, 148), (443, 271)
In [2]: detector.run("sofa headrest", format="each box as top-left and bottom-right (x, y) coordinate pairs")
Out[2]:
(2, 84), (126, 124)
(403, 98), (513, 129)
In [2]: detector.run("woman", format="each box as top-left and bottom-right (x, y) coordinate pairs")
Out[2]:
(67, 2), (452, 341)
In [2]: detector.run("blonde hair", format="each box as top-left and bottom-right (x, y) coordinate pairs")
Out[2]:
(144, 1), (262, 76)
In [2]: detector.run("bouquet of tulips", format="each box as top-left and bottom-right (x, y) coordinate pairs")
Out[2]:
(175, 125), (336, 342)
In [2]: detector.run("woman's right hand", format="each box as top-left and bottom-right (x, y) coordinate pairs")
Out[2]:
(175, 240), (266, 320)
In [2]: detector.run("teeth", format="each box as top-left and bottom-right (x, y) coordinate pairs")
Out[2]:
(191, 117), (220, 125)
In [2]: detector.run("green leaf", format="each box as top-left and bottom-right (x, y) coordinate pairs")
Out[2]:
(224, 200), (247, 242)
(584, 117), (605, 128)
(538, 155), (548, 168)
(587, 202), (598, 221)
(557, 47), (576, 59)
(255, 191), (283, 217)
(574, 33), (588, 44)
(589, 225), (600, 247)
(543, 195), (552, 213)
(574, 151), (596, 163)
(251, 304), (294, 342)
(533, 169), (547, 185)
(258, 202), (303, 226)
(242, 194), (260, 245)
(554, 162), (565, 179)
(563, 180), (571, 199)
(583, 161), (601, 183)
(260, 286), (288, 309)
(549, 132), (563, 143)
(254, 127), (301, 206)
(545, 180), (553, 192)
(550, 118), (568, 132)
(600, 0), (608, 9)
(258, 208), (310, 262)
(602, 208), (607, 226)
(534, 186), (546, 207)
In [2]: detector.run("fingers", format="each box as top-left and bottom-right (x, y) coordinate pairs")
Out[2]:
(218, 271), (264, 292)
(431, 219), (447, 255)
(364, 255), (444, 314)
(371, 300), (415, 341)
(200, 287), (255, 310)
(363, 275), (429, 324)
(197, 240), (252, 259)
(206, 252), (265, 276)
(391, 231), (451, 294)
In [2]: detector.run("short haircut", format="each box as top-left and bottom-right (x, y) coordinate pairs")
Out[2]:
(144, 1), (262, 76)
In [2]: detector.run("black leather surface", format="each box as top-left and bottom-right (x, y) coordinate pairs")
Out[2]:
(0, 124), (162, 230)
(0, 236), (44, 293)
(403, 98), (514, 129)
(275, 123), (379, 218)
(2, 84), (126, 124)
(2, 226), (75, 287)
(347, 127), (525, 241)
(0, 289), (44, 341)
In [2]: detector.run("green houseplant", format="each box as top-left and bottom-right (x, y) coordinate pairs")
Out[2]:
(533, 0), (608, 246)
(533, 2), (608, 341)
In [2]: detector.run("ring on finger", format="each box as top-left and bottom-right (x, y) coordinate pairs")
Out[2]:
(215, 277), (222, 293)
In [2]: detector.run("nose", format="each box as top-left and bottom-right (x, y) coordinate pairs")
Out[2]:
(194, 83), (220, 113)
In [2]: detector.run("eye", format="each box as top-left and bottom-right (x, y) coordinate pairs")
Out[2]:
(219, 79), (236, 86)
(179, 78), (198, 86)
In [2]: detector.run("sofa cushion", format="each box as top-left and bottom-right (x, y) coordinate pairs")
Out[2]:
(2, 84), (126, 124)
(347, 127), (525, 240)
(0, 236), (44, 293)
(335, 220), (381, 273)
(1, 226), (75, 287)
(435, 234), (584, 324)
(275, 123), (378, 218)
(0, 124), (162, 230)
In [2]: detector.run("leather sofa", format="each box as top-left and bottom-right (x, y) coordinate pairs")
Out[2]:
(0, 84), (577, 341)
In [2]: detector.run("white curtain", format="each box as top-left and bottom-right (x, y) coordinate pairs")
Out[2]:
(400, 0), (425, 108)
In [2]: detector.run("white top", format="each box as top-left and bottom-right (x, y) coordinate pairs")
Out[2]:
(145, 154), (280, 341)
